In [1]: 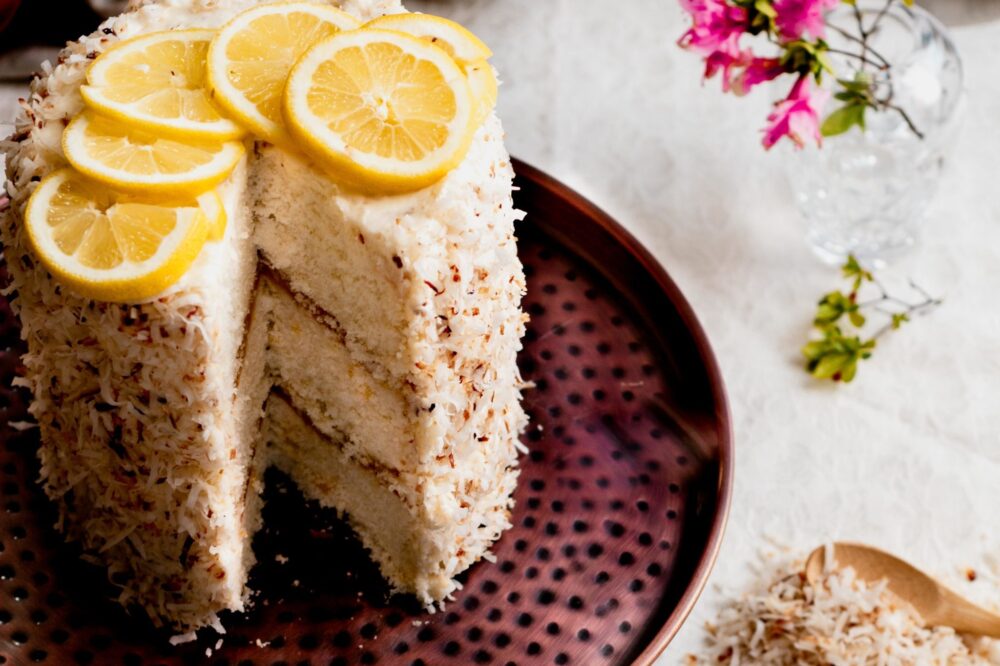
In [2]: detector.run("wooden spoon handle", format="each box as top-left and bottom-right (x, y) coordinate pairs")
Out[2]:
(938, 589), (1000, 638)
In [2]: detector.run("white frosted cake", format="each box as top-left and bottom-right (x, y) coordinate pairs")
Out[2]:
(1, 0), (526, 632)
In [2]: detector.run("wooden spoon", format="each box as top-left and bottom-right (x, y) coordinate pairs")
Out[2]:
(805, 542), (1000, 638)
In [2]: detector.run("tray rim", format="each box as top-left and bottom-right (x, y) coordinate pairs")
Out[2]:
(511, 158), (734, 664)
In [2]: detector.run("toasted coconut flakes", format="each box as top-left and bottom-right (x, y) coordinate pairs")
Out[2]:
(688, 553), (1000, 665)
(168, 631), (197, 646)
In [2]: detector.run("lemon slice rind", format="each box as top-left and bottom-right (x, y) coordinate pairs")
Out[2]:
(284, 28), (476, 194)
(24, 169), (211, 303)
(464, 59), (498, 127)
(363, 13), (492, 64)
(207, 2), (362, 143)
(82, 29), (245, 141)
(63, 111), (246, 197)
(197, 190), (228, 241)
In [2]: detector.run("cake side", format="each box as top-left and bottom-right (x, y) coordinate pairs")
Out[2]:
(0, 0), (271, 631)
(265, 391), (521, 603)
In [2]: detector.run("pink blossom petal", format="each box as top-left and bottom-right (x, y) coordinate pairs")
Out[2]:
(773, 0), (838, 39)
(762, 76), (828, 150)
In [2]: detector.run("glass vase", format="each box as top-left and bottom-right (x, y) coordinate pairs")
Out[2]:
(786, 0), (964, 265)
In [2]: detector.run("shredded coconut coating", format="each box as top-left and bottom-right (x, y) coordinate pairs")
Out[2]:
(0, 1), (273, 631)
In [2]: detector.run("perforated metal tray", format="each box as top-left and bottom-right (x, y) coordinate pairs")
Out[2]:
(0, 159), (733, 665)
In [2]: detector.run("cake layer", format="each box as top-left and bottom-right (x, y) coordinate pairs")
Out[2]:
(252, 119), (529, 470)
(264, 272), (526, 492)
(266, 391), (519, 603)
(263, 272), (419, 472)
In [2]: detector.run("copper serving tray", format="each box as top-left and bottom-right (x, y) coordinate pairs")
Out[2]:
(0, 159), (733, 664)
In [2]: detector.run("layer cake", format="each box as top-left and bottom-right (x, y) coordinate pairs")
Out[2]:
(0, 0), (527, 632)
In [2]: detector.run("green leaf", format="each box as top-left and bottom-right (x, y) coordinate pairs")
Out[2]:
(848, 310), (866, 328)
(821, 104), (866, 138)
(842, 254), (863, 277)
(891, 312), (910, 329)
(814, 291), (854, 325)
(841, 254), (873, 293)
(837, 76), (870, 93)
(802, 340), (828, 361)
(754, 0), (777, 18)
(814, 50), (834, 75)
(840, 359), (859, 382)
(812, 352), (851, 379)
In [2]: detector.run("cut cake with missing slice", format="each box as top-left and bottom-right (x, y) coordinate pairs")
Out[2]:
(0, 0), (527, 631)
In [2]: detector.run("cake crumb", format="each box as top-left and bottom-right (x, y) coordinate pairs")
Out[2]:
(254, 638), (270, 648)
(168, 631), (197, 646)
(968, 568), (978, 582)
(292, 579), (300, 587)
(275, 554), (288, 564)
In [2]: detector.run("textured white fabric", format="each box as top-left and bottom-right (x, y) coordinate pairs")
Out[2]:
(5, 1), (1000, 661)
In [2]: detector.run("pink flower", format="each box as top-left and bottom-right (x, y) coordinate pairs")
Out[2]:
(731, 57), (784, 96)
(763, 76), (829, 149)
(773, 0), (838, 39)
(678, 0), (748, 58)
(704, 49), (752, 92)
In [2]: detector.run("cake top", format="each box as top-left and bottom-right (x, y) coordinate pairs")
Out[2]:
(3, 0), (501, 304)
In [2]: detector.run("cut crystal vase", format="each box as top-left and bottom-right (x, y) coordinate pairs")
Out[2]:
(787, 0), (964, 265)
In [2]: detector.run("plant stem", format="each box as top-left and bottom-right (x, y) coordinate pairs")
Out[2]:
(884, 102), (925, 139)
(867, 0), (896, 37)
(827, 24), (892, 68)
(871, 297), (940, 339)
(825, 47), (890, 71)
(851, 2), (870, 70)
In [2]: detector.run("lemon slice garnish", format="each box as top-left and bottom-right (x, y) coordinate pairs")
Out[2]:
(364, 14), (498, 127)
(283, 29), (476, 194)
(24, 169), (211, 303)
(207, 2), (361, 143)
(62, 111), (245, 197)
(197, 190), (227, 241)
(464, 59), (499, 127)
(80, 29), (245, 141)
(363, 13), (492, 64)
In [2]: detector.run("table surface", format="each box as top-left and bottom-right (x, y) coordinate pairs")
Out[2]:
(5, 1), (1000, 663)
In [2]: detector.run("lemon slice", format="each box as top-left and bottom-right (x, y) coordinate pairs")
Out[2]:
(364, 15), (498, 128)
(284, 29), (476, 194)
(63, 111), (245, 197)
(24, 169), (211, 303)
(208, 2), (361, 143)
(80, 29), (244, 141)
(364, 14), (492, 64)
(464, 59), (499, 126)
(197, 190), (227, 241)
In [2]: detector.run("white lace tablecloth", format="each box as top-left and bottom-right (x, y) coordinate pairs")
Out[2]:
(5, 1), (1000, 662)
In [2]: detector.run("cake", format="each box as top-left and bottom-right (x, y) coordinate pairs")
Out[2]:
(0, 0), (527, 633)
